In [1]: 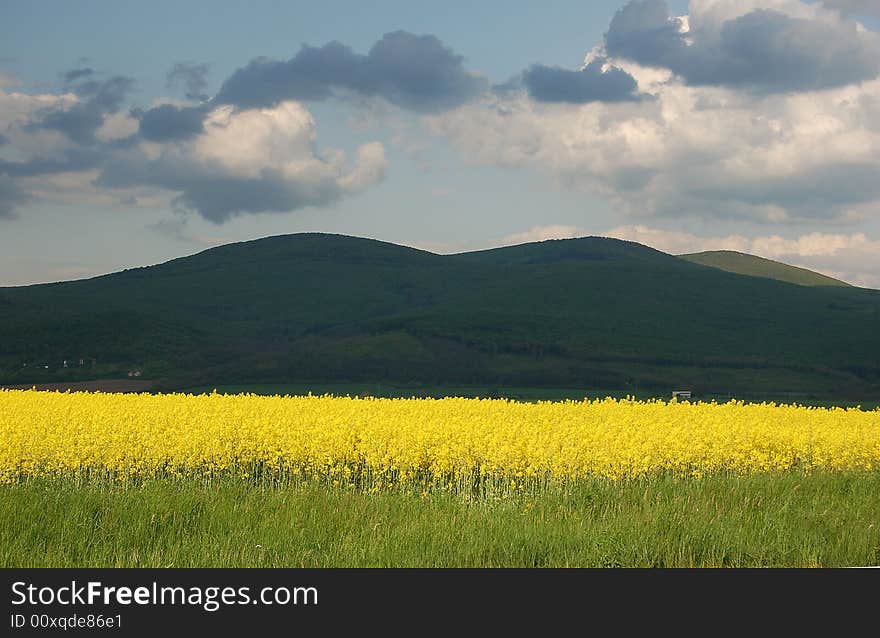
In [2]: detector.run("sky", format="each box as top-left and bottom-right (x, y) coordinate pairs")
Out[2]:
(2, 0), (880, 287)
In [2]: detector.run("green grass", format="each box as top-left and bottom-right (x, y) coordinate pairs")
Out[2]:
(3, 474), (879, 567)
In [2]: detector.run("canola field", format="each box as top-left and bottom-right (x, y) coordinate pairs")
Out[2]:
(2, 389), (878, 490)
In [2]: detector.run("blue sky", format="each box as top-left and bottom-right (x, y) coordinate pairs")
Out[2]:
(2, 0), (880, 287)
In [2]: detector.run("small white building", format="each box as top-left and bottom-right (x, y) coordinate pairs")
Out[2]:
(672, 390), (692, 400)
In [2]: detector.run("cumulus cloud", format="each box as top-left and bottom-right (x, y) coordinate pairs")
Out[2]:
(97, 102), (387, 222)
(605, 0), (880, 93)
(24, 72), (135, 145)
(214, 31), (488, 113)
(166, 62), (210, 101)
(523, 58), (646, 103)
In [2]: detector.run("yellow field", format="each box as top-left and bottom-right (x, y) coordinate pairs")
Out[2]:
(1, 390), (878, 487)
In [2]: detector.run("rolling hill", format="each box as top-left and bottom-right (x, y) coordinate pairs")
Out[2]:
(680, 250), (850, 287)
(1, 233), (879, 399)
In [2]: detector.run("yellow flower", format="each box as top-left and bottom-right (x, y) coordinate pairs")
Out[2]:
(0, 389), (877, 491)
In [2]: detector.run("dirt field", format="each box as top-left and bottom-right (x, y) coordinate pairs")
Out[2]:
(1, 379), (155, 393)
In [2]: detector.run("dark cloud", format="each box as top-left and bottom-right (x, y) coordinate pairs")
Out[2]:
(605, 0), (880, 93)
(135, 104), (207, 142)
(167, 62), (209, 101)
(170, 173), (345, 223)
(214, 31), (487, 112)
(28, 74), (135, 144)
(62, 67), (94, 84)
(65, 74), (132, 110)
(0, 148), (104, 177)
(0, 133), (8, 146)
(523, 58), (645, 103)
(688, 162), (880, 214)
(95, 152), (350, 223)
(0, 176), (29, 218)
(605, 0), (686, 65)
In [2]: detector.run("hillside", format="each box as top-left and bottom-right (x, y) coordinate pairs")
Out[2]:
(1, 233), (879, 398)
(680, 250), (850, 287)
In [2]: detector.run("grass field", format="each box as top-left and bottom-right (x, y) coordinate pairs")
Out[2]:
(2, 474), (878, 567)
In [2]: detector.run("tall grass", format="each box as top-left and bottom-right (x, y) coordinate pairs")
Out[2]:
(3, 473), (878, 567)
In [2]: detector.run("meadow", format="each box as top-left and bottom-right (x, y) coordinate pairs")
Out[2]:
(2, 389), (879, 567)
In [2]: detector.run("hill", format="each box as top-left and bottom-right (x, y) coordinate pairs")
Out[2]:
(1, 233), (879, 399)
(680, 250), (850, 287)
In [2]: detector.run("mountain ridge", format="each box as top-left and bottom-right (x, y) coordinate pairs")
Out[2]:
(1, 233), (878, 399)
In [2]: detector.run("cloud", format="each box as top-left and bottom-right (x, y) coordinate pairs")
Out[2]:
(26, 73), (135, 144)
(427, 1), (880, 225)
(0, 87), (112, 215)
(130, 32), (488, 143)
(166, 62), (209, 101)
(0, 176), (29, 218)
(62, 68), (94, 84)
(96, 102), (387, 222)
(523, 58), (646, 103)
(0, 87), (76, 130)
(214, 31), (488, 113)
(1, 60), (388, 221)
(604, 0), (880, 93)
(0, 148), (104, 177)
(822, 0), (880, 20)
(135, 103), (207, 142)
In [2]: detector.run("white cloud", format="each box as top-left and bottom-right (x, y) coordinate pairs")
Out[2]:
(337, 142), (387, 192)
(193, 102), (319, 179)
(184, 101), (387, 199)
(0, 88), (77, 137)
(95, 110), (139, 142)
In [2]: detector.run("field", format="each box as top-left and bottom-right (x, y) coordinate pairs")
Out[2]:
(2, 389), (879, 567)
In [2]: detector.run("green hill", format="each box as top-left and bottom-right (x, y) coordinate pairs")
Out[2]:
(680, 250), (850, 287)
(1, 233), (879, 399)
